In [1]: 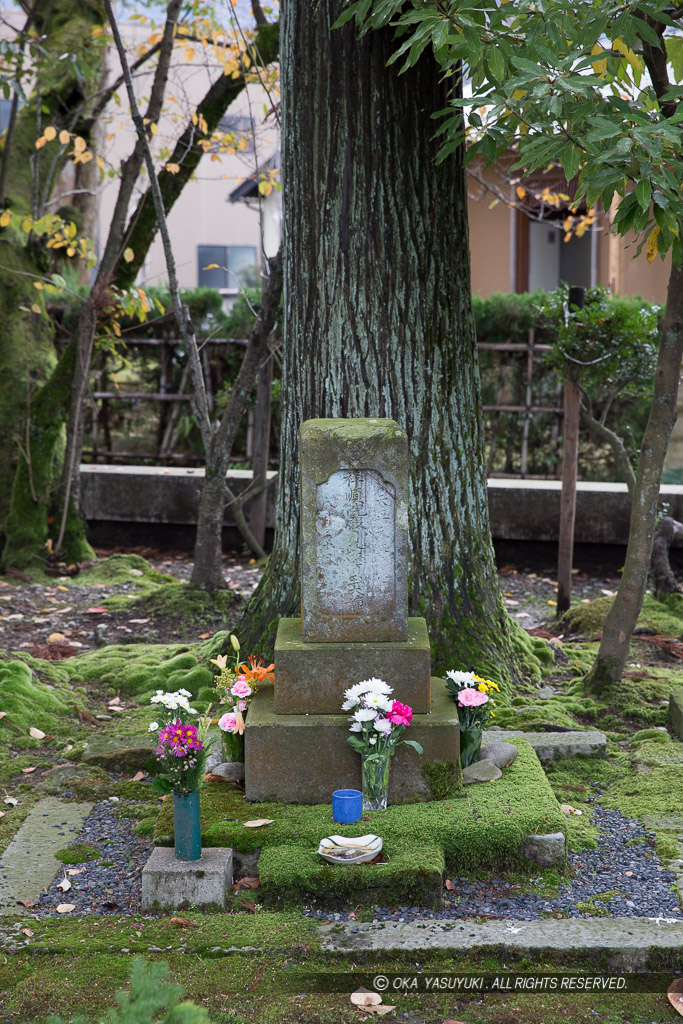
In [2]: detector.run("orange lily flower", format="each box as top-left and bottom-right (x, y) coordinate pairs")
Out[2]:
(240, 655), (275, 684)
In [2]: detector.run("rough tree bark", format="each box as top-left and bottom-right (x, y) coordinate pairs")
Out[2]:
(585, 260), (683, 692)
(237, 0), (516, 680)
(0, 0), (106, 566)
(650, 516), (683, 597)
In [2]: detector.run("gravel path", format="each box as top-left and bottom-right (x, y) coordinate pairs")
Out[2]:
(32, 802), (152, 918)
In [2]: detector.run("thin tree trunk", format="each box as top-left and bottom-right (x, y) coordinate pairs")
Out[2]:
(585, 260), (683, 692)
(238, 0), (516, 683)
(190, 252), (282, 588)
(581, 405), (636, 497)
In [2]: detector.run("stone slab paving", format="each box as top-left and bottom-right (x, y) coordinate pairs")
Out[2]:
(0, 797), (92, 915)
(492, 730), (607, 762)
(319, 918), (683, 968)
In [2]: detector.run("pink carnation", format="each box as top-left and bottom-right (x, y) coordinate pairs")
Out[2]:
(218, 712), (237, 733)
(230, 678), (252, 699)
(388, 700), (413, 727)
(457, 687), (489, 707)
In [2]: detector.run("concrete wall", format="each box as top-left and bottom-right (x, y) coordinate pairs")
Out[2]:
(80, 465), (683, 548)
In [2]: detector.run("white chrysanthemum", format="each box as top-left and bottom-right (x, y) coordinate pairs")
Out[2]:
(187, 707), (198, 715)
(353, 708), (377, 722)
(341, 696), (358, 711)
(357, 677), (393, 696)
(148, 721), (159, 732)
(363, 692), (393, 712)
(178, 688), (192, 698)
(445, 670), (477, 689)
(373, 717), (392, 734)
(369, 736), (377, 745)
(348, 721), (362, 732)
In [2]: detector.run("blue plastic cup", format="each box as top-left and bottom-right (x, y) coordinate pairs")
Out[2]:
(332, 789), (363, 824)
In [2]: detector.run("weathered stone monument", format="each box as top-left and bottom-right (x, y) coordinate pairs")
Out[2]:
(245, 418), (460, 803)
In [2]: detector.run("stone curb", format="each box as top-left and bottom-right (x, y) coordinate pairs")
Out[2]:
(319, 917), (683, 969)
(492, 730), (607, 762)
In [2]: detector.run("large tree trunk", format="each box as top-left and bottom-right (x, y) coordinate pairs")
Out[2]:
(238, 0), (516, 681)
(0, 0), (106, 567)
(585, 260), (683, 692)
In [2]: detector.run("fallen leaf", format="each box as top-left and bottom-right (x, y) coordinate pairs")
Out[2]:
(350, 990), (382, 1008)
(668, 978), (683, 1017)
(16, 899), (35, 908)
(365, 1008), (396, 1017)
(442, 1020), (467, 1023)
(57, 585), (69, 591)
(30, 728), (46, 741)
(57, 875), (72, 892)
(84, 607), (109, 614)
(56, 904), (75, 914)
(20, 928), (34, 937)
(128, 618), (149, 624)
(243, 818), (274, 828)
(67, 868), (84, 876)
(0, 811), (5, 818)
(48, 633), (67, 644)
(560, 803), (583, 815)
(129, 568), (144, 576)
(198, 632), (211, 639)
(444, 878), (456, 890)
(64, 744), (73, 752)
(3, 797), (18, 807)
(163, 917), (199, 928)
(0, 712), (5, 720)
(234, 876), (260, 891)
(131, 771), (145, 782)
(108, 696), (121, 706)
(625, 871), (633, 877)
(20, 767), (37, 774)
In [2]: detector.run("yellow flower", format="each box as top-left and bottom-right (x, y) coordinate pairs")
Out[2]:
(477, 683), (488, 692)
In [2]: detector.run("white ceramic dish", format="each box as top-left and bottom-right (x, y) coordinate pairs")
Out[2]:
(317, 834), (383, 865)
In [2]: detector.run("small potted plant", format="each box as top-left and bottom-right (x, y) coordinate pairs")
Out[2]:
(443, 670), (499, 767)
(148, 689), (212, 860)
(210, 634), (274, 762)
(343, 678), (423, 811)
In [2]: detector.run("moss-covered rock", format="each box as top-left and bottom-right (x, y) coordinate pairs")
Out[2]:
(122, 583), (239, 629)
(76, 554), (174, 588)
(39, 765), (116, 801)
(81, 732), (157, 773)
(65, 644), (208, 696)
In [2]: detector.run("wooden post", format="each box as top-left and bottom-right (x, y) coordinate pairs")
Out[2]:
(557, 286), (585, 615)
(248, 348), (273, 550)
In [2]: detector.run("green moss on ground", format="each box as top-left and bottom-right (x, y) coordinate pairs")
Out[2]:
(54, 842), (101, 864)
(0, 659), (74, 746)
(154, 740), (565, 905)
(66, 644), (213, 697)
(120, 582), (239, 628)
(420, 759), (461, 799)
(76, 554), (174, 588)
(562, 593), (683, 638)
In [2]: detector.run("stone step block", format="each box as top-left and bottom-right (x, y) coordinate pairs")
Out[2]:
(245, 681), (460, 804)
(273, 616), (432, 714)
(670, 688), (683, 741)
(492, 729), (607, 762)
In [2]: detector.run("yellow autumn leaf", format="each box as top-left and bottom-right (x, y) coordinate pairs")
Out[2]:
(203, 263), (219, 270)
(33, 281), (43, 290)
(165, 163), (180, 174)
(184, 47), (195, 61)
(150, 122), (158, 135)
(43, 126), (57, 141)
(646, 226), (661, 263)
(73, 136), (87, 154)
(0, 210), (11, 228)
(59, 129), (71, 145)
(123, 247), (134, 263)
(35, 137), (47, 149)
(31, 304), (41, 314)
(591, 43), (607, 77)
(516, 186), (526, 200)
(66, 247), (75, 257)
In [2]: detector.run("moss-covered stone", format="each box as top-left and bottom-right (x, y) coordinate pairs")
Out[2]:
(114, 581), (239, 625)
(671, 688), (683, 741)
(420, 759), (462, 799)
(0, 659), (73, 745)
(81, 732), (157, 773)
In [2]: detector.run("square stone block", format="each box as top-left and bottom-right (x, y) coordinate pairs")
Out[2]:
(141, 847), (232, 911)
(245, 682), (460, 804)
(273, 616), (432, 714)
(300, 418), (409, 643)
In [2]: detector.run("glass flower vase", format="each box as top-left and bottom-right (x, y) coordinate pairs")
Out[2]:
(459, 724), (483, 768)
(362, 750), (391, 812)
(173, 790), (201, 861)
(221, 730), (245, 763)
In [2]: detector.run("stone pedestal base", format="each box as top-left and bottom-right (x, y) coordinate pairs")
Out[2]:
(141, 847), (232, 911)
(273, 616), (432, 714)
(246, 682), (460, 803)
